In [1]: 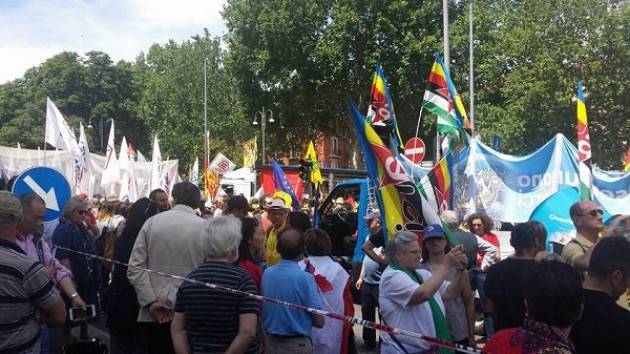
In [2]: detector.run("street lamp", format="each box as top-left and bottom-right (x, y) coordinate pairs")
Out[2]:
(252, 107), (275, 164)
(87, 117), (104, 152)
(204, 57), (209, 168)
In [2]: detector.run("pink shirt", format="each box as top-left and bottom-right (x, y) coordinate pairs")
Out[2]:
(16, 233), (72, 287)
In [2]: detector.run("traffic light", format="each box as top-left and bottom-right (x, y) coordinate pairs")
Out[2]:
(299, 159), (312, 182)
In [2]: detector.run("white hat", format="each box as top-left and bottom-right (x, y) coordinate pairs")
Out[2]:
(269, 198), (291, 210)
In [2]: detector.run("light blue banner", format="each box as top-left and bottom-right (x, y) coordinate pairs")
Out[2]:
(452, 134), (629, 222)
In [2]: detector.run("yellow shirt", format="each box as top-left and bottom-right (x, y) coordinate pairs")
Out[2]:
(561, 233), (595, 268)
(265, 222), (286, 267)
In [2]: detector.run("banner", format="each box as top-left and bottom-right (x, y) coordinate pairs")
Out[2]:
(209, 153), (236, 174)
(453, 133), (630, 222)
(243, 138), (257, 169)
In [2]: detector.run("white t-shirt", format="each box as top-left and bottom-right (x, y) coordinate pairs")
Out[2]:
(378, 267), (449, 354)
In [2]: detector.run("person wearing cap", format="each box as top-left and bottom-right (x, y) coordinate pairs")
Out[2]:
(420, 224), (476, 348)
(360, 210), (387, 266)
(264, 192), (292, 267)
(227, 195), (254, 218)
(0, 191), (66, 353)
(378, 229), (467, 354)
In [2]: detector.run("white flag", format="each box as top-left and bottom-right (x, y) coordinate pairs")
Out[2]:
(100, 120), (120, 191)
(190, 157), (199, 185)
(118, 136), (139, 202)
(137, 150), (147, 163)
(209, 153), (236, 174)
(150, 135), (162, 193)
(77, 123), (93, 194)
(45, 98), (81, 157)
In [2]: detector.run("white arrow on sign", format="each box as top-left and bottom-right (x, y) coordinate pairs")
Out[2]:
(23, 176), (60, 211)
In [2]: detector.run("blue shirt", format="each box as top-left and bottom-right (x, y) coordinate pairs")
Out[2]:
(261, 259), (322, 336)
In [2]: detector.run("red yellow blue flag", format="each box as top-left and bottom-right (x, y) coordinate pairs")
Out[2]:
(367, 64), (404, 151)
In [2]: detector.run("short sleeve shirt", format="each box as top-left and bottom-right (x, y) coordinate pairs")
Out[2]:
(0, 239), (61, 353)
(174, 261), (259, 354)
(262, 260), (322, 336)
(378, 267), (449, 353)
(368, 229), (385, 248)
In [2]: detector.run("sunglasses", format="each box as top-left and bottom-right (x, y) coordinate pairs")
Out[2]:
(578, 209), (604, 218)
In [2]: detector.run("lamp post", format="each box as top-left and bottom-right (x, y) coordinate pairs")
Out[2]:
(252, 107), (274, 164)
(204, 57), (209, 168)
(87, 117), (104, 152)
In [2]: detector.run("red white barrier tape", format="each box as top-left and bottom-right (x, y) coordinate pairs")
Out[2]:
(53, 245), (484, 354)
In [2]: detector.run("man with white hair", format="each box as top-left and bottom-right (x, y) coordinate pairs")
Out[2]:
(171, 216), (259, 354)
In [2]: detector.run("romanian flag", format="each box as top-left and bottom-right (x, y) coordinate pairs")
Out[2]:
(624, 148), (630, 172)
(422, 55), (469, 151)
(351, 103), (440, 242)
(367, 64), (404, 151)
(576, 82), (592, 201)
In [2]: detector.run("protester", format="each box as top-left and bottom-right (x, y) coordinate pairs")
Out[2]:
(52, 196), (101, 310)
(213, 195), (229, 217)
(236, 217), (265, 291)
(17, 193), (86, 354)
(356, 238), (383, 351)
(0, 191), (66, 353)
(127, 182), (206, 354)
(172, 216), (259, 354)
(258, 194), (274, 232)
(379, 230), (467, 354)
(562, 201), (604, 276)
(360, 210), (387, 266)
(78, 193), (100, 237)
(299, 228), (354, 354)
(570, 236), (630, 354)
(262, 227), (325, 354)
(484, 260), (583, 354)
(226, 194), (254, 218)
(105, 197), (159, 354)
(420, 225), (477, 348)
(466, 212), (500, 336)
(288, 210), (312, 232)
(95, 201), (123, 290)
(264, 192), (291, 267)
(484, 221), (546, 332)
(149, 188), (170, 212)
(441, 210), (497, 270)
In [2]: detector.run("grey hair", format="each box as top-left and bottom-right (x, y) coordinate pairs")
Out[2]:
(202, 215), (242, 259)
(441, 210), (460, 229)
(62, 197), (88, 219)
(385, 231), (419, 262)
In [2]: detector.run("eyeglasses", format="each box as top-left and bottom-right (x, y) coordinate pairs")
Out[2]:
(577, 209), (604, 218)
(403, 250), (422, 256)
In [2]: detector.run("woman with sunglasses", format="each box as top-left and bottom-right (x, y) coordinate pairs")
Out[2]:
(52, 197), (101, 334)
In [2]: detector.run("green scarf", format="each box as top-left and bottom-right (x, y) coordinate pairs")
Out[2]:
(389, 261), (453, 354)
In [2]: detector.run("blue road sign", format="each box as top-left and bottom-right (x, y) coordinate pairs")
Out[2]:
(12, 166), (72, 223)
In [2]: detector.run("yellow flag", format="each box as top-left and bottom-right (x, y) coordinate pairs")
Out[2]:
(243, 138), (257, 168)
(305, 141), (323, 185)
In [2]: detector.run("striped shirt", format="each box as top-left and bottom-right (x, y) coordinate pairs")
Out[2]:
(0, 239), (61, 354)
(174, 261), (259, 354)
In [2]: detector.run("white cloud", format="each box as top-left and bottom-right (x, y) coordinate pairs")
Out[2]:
(0, 0), (227, 83)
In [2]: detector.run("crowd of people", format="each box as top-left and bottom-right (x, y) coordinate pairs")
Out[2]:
(1, 180), (629, 354)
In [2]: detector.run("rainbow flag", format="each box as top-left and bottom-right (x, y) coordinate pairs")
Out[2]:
(422, 55), (468, 151)
(418, 153), (454, 214)
(351, 102), (440, 242)
(576, 81), (592, 201)
(624, 148), (630, 172)
(367, 64), (404, 151)
(128, 143), (138, 162)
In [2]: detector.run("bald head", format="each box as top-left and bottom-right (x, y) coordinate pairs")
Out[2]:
(569, 201), (604, 238)
(277, 227), (305, 261)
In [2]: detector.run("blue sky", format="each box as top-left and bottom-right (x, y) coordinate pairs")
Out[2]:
(0, 0), (227, 83)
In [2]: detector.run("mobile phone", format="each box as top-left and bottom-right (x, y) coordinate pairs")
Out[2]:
(69, 305), (96, 321)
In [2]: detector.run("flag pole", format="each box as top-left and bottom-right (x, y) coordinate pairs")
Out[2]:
(468, 0), (475, 136)
(414, 106), (425, 140)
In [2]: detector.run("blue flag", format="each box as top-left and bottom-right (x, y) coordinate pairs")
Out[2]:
(272, 160), (300, 210)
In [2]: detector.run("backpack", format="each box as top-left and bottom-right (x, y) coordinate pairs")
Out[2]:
(96, 225), (117, 272)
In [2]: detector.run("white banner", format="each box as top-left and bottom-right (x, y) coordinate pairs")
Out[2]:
(209, 152), (236, 174)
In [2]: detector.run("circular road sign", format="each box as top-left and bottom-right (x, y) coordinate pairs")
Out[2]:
(404, 138), (426, 164)
(12, 166), (72, 223)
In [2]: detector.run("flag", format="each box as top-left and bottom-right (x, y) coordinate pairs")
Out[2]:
(367, 64), (404, 151)
(243, 138), (257, 169)
(304, 141), (323, 185)
(350, 103), (440, 242)
(45, 98), (81, 156)
(204, 169), (220, 200)
(209, 153), (236, 174)
(422, 55), (468, 152)
(136, 150), (147, 162)
(77, 123), (93, 194)
(101, 120), (119, 191)
(271, 160), (300, 210)
(624, 148), (630, 172)
(150, 135), (162, 192)
(190, 157), (199, 185)
(118, 136), (139, 202)
(417, 153), (453, 214)
(576, 81), (592, 201)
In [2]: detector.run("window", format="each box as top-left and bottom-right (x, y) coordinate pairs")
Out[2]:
(331, 137), (338, 156)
